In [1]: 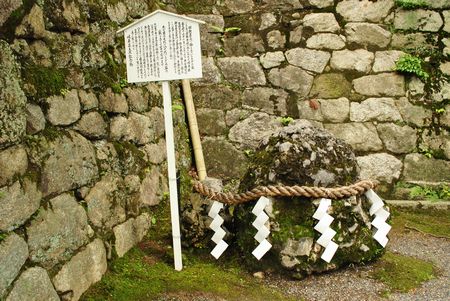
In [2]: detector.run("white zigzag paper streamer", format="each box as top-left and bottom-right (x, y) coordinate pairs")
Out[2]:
(251, 196), (272, 260)
(313, 198), (338, 263)
(365, 189), (391, 248)
(208, 201), (228, 259)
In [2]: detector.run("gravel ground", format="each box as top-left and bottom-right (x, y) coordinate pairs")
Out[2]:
(388, 231), (450, 301)
(264, 230), (450, 301)
(156, 229), (450, 301)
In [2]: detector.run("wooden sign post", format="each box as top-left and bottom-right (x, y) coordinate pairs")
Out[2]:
(118, 10), (205, 271)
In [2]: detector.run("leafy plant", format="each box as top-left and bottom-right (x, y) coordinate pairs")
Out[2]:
(409, 184), (450, 202)
(224, 27), (241, 34)
(0, 232), (7, 242)
(172, 104), (184, 112)
(395, 0), (428, 9)
(435, 107), (446, 114)
(243, 149), (254, 157)
(279, 116), (294, 126)
(418, 145), (434, 158)
(395, 54), (429, 80)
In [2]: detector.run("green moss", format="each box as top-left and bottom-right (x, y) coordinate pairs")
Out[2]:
(395, 0), (429, 9)
(22, 64), (67, 100)
(173, 0), (216, 14)
(371, 252), (436, 293)
(271, 198), (315, 243)
(81, 247), (296, 301)
(112, 141), (148, 176)
(391, 208), (450, 238)
(84, 50), (126, 92)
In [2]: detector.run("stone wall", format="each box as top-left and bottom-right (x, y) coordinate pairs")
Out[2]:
(1, 0), (450, 300)
(0, 1), (193, 300)
(177, 0), (450, 197)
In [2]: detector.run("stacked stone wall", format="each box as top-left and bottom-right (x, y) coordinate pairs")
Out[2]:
(0, 0), (449, 300)
(178, 0), (450, 197)
(0, 1), (193, 299)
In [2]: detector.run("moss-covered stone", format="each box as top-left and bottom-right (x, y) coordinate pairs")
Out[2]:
(234, 122), (384, 277)
(21, 63), (67, 100)
(309, 73), (352, 99)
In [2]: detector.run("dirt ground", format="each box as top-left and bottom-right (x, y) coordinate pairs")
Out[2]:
(266, 229), (450, 301)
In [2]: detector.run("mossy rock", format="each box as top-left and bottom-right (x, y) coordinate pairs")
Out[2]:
(234, 123), (385, 277)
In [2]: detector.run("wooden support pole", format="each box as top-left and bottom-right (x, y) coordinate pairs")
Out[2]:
(182, 79), (207, 181)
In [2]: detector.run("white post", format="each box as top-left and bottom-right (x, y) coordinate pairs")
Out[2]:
(162, 81), (183, 271)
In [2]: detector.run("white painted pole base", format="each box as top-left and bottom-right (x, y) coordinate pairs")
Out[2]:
(162, 81), (183, 271)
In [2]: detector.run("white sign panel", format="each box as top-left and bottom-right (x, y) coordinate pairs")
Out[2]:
(122, 11), (203, 83)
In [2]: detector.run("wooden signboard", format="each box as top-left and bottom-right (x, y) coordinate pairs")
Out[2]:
(118, 10), (205, 271)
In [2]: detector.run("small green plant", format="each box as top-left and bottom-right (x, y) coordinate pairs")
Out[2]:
(279, 116), (294, 126)
(151, 216), (157, 225)
(224, 27), (241, 34)
(395, 0), (428, 9)
(435, 107), (446, 114)
(60, 88), (70, 96)
(409, 184), (450, 202)
(418, 145), (434, 158)
(210, 26), (241, 35)
(0, 232), (7, 242)
(243, 149), (254, 157)
(172, 104), (184, 112)
(395, 54), (429, 80)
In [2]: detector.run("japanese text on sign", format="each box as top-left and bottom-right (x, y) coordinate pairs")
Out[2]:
(123, 12), (203, 83)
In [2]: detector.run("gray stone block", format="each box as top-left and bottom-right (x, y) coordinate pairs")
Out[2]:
(53, 239), (107, 301)
(286, 48), (330, 73)
(74, 111), (107, 139)
(353, 74), (405, 97)
(357, 153), (402, 183)
(324, 123), (383, 152)
(6, 267), (59, 301)
(268, 65), (314, 96)
(302, 13), (340, 33)
(27, 193), (91, 268)
(217, 57), (266, 87)
(113, 213), (151, 257)
(0, 180), (41, 232)
(203, 137), (248, 179)
(345, 23), (391, 48)
(394, 9), (443, 32)
(86, 175), (127, 229)
(197, 108), (227, 136)
(403, 154), (450, 182)
(0, 145), (28, 187)
(25, 104), (45, 134)
(337, 0), (394, 22)
(40, 130), (98, 197)
(46, 89), (81, 126)
(306, 33), (346, 50)
(330, 49), (374, 74)
(377, 123), (417, 154)
(350, 98), (402, 122)
(0, 234), (28, 297)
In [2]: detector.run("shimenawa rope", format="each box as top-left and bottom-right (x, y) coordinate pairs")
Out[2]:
(193, 179), (378, 205)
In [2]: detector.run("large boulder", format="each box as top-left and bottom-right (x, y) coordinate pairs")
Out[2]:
(234, 123), (384, 277)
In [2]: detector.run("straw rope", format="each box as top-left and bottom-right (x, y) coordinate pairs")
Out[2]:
(193, 179), (378, 205)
